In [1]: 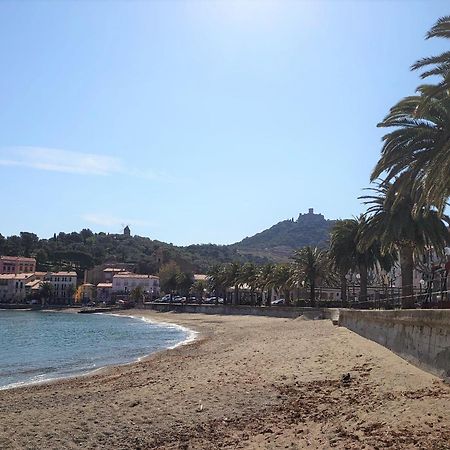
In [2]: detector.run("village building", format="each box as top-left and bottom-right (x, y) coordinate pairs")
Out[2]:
(44, 271), (77, 303)
(112, 273), (160, 300)
(0, 256), (36, 274)
(0, 273), (36, 303)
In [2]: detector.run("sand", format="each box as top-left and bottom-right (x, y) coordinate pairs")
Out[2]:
(0, 310), (449, 450)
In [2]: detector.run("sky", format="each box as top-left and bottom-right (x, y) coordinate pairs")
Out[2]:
(0, 0), (448, 245)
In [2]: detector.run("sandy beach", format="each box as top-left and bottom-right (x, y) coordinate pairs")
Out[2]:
(1, 310), (449, 450)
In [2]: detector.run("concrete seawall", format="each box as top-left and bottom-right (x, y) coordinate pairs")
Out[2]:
(339, 309), (450, 380)
(143, 303), (340, 321)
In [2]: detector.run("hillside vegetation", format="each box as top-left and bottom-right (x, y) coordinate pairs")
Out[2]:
(0, 209), (334, 275)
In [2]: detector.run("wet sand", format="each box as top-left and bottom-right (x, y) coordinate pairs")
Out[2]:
(0, 310), (449, 449)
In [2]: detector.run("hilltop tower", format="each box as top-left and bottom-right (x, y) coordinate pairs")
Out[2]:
(123, 225), (131, 237)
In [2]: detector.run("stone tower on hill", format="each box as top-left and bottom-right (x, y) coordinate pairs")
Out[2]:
(123, 225), (131, 237)
(297, 208), (325, 222)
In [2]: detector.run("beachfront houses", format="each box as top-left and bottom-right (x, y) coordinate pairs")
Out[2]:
(0, 273), (36, 303)
(111, 272), (160, 300)
(45, 271), (77, 303)
(0, 256), (36, 275)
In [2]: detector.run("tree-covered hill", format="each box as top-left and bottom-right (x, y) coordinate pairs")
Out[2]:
(232, 209), (336, 261)
(0, 231), (269, 276)
(0, 209), (335, 276)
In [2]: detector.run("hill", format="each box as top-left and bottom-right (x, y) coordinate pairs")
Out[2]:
(232, 208), (336, 262)
(0, 208), (335, 276)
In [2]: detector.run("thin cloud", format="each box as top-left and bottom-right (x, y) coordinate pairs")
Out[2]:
(0, 147), (122, 176)
(0, 146), (173, 181)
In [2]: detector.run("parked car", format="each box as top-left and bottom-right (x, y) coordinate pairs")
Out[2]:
(26, 299), (39, 305)
(204, 297), (224, 304)
(154, 294), (171, 303)
(271, 298), (286, 306)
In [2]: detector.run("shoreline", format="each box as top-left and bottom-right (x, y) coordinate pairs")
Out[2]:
(0, 309), (199, 392)
(1, 310), (450, 449)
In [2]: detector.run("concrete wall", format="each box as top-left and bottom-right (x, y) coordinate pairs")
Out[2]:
(143, 303), (340, 321)
(339, 309), (450, 380)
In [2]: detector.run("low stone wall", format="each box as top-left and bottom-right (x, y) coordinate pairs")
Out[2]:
(339, 309), (450, 380)
(143, 303), (340, 321)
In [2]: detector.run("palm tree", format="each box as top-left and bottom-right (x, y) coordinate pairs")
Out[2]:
(411, 16), (450, 99)
(207, 265), (227, 304)
(66, 284), (75, 305)
(291, 247), (332, 307)
(272, 264), (294, 305)
(130, 285), (144, 306)
(330, 217), (395, 303)
(360, 181), (450, 308)
(329, 220), (354, 303)
(223, 262), (242, 305)
(372, 90), (450, 213)
(257, 263), (276, 306)
(191, 279), (207, 303)
(39, 282), (54, 306)
(238, 263), (259, 305)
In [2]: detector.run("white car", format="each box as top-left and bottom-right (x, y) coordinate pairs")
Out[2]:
(271, 298), (286, 306)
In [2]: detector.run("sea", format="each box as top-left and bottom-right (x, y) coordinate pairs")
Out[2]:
(0, 310), (193, 390)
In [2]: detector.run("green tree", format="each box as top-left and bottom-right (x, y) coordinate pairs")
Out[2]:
(257, 263), (276, 306)
(191, 279), (207, 303)
(330, 217), (395, 303)
(272, 264), (294, 305)
(158, 262), (181, 298)
(175, 272), (194, 296)
(291, 247), (332, 307)
(80, 228), (94, 244)
(19, 232), (39, 257)
(207, 265), (228, 304)
(223, 262), (242, 305)
(411, 16), (450, 99)
(39, 282), (54, 306)
(4, 235), (23, 256)
(130, 285), (145, 305)
(238, 263), (259, 305)
(360, 181), (450, 308)
(372, 90), (450, 214)
(66, 284), (75, 305)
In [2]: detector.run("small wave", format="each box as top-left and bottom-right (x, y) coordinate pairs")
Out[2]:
(101, 312), (198, 359)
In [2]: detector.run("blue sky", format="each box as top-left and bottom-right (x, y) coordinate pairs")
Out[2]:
(0, 1), (448, 245)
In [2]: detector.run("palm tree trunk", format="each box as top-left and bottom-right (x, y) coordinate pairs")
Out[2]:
(265, 286), (271, 307)
(340, 273), (347, 305)
(284, 289), (291, 305)
(233, 285), (239, 305)
(358, 263), (368, 303)
(310, 281), (316, 307)
(400, 246), (415, 308)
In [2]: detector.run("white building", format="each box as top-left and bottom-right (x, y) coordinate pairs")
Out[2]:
(45, 271), (77, 303)
(0, 273), (35, 303)
(112, 273), (160, 299)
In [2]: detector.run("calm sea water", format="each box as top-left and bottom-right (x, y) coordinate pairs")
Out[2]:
(0, 310), (191, 390)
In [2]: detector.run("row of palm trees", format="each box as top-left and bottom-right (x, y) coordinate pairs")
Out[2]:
(208, 16), (450, 309)
(207, 248), (334, 307)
